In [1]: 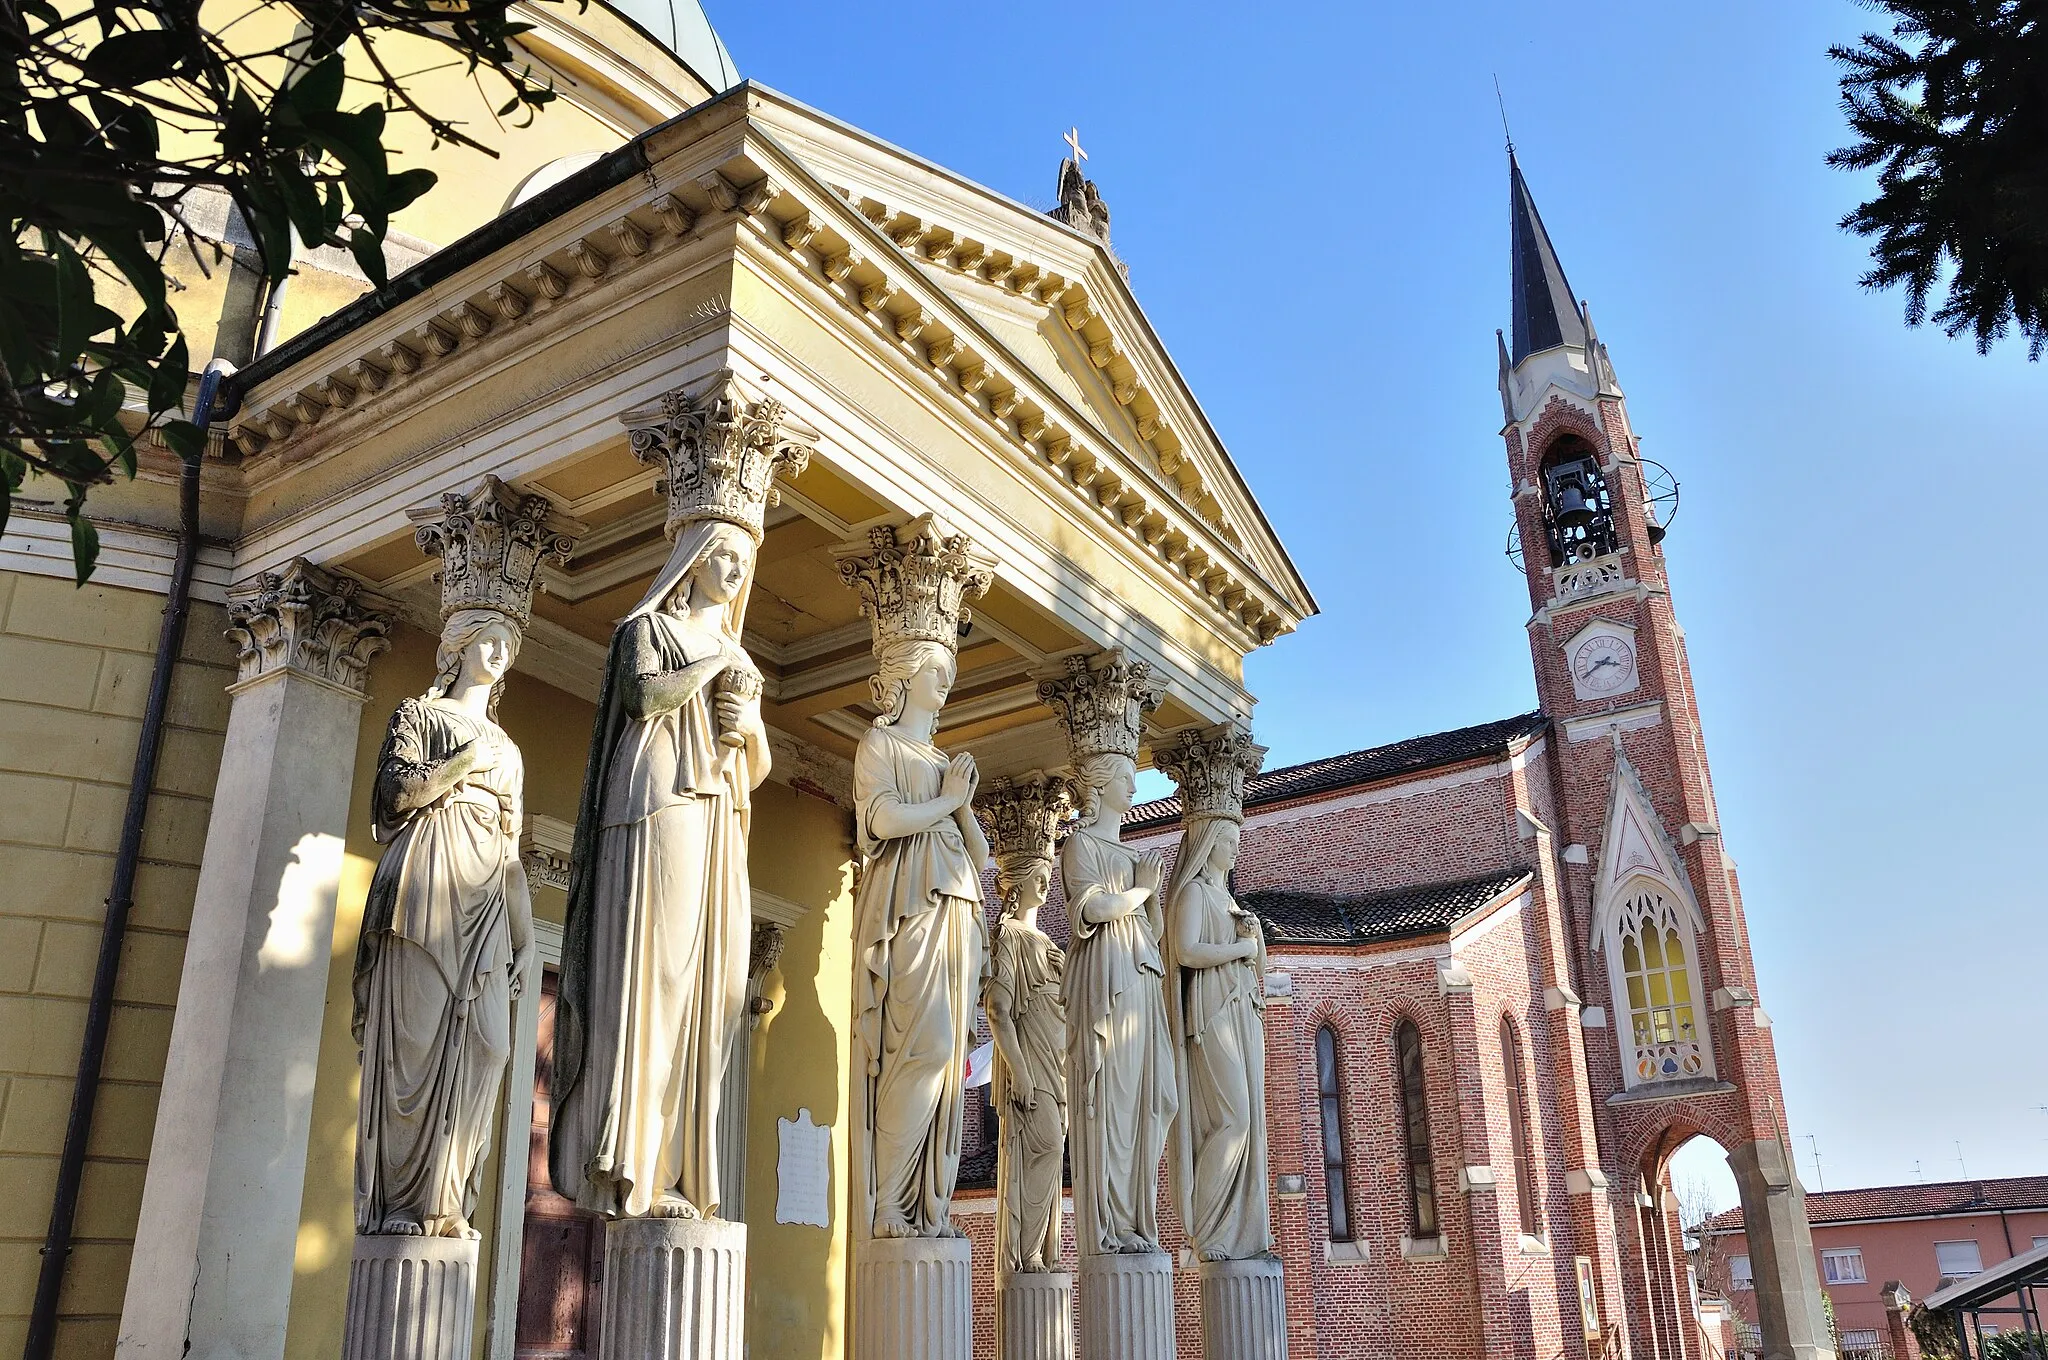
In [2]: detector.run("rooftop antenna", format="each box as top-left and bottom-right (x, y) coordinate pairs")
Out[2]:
(1955, 1142), (1970, 1180)
(1805, 1135), (1826, 1192)
(1914, 1160), (1924, 1183)
(1494, 74), (1514, 155)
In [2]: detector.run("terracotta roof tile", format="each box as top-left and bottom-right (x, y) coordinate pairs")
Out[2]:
(1125, 711), (1547, 831)
(1246, 869), (1533, 948)
(1705, 1176), (2048, 1234)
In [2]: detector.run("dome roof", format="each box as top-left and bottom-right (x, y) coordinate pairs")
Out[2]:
(601, 0), (739, 92)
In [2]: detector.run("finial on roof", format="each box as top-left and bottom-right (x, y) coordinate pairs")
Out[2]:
(1508, 151), (1590, 365)
(1050, 126), (1125, 278)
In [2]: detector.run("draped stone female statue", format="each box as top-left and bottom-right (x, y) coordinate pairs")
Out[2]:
(1059, 751), (1177, 1257)
(978, 774), (1075, 1275)
(1163, 815), (1275, 1262)
(838, 517), (995, 1240)
(351, 477), (576, 1242)
(550, 376), (810, 1223)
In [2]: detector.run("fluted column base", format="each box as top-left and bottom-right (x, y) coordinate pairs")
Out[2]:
(341, 1236), (477, 1360)
(999, 1270), (1074, 1360)
(598, 1216), (747, 1360)
(1078, 1252), (1177, 1360)
(1198, 1256), (1288, 1360)
(854, 1235), (973, 1360)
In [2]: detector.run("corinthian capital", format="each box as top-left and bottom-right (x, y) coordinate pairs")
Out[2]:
(1154, 723), (1266, 824)
(224, 559), (395, 697)
(975, 771), (1076, 893)
(1036, 650), (1159, 764)
(408, 475), (584, 628)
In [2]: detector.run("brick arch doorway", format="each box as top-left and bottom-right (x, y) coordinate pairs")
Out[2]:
(1662, 1132), (1748, 1360)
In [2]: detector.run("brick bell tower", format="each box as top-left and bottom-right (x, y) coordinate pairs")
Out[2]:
(1497, 152), (1834, 1360)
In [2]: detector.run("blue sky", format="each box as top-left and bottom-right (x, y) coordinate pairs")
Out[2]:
(702, 0), (2047, 1205)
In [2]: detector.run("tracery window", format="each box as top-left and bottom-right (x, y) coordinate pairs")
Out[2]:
(1393, 1019), (1439, 1238)
(1315, 1024), (1352, 1241)
(1500, 1016), (1541, 1236)
(1615, 885), (1706, 1085)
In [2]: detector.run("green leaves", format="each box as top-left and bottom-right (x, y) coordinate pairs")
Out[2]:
(1829, 0), (2048, 359)
(5, 0), (566, 583)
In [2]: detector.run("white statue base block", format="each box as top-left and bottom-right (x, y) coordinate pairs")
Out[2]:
(599, 1216), (747, 1360)
(999, 1270), (1074, 1360)
(1078, 1252), (1177, 1360)
(1198, 1256), (1288, 1360)
(854, 1235), (973, 1360)
(342, 1235), (477, 1360)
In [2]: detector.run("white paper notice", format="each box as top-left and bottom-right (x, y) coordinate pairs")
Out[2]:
(776, 1107), (832, 1228)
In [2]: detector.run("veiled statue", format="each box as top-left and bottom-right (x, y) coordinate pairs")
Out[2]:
(1160, 726), (1275, 1263)
(550, 375), (813, 1220)
(836, 517), (996, 1239)
(1038, 654), (1175, 1258)
(977, 773), (1076, 1274)
(352, 478), (578, 1238)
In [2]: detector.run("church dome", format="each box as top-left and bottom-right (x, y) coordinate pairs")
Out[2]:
(599, 0), (739, 92)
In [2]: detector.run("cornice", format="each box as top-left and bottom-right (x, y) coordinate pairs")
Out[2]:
(223, 106), (1301, 651)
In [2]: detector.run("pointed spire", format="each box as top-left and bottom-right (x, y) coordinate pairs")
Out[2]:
(1509, 151), (1589, 365)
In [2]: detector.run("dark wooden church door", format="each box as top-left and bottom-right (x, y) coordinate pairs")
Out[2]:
(514, 968), (605, 1359)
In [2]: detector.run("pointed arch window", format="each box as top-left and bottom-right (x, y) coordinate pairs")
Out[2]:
(1315, 1024), (1353, 1241)
(1500, 1016), (1542, 1236)
(1614, 884), (1707, 1086)
(1394, 1019), (1439, 1238)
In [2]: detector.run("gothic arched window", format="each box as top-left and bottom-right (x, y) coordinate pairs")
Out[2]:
(1315, 1024), (1353, 1241)
(1500, 1016), (1541, 1236)
(1615, 885), (1707, 1086)
(1394, 1019), (1439, 1238)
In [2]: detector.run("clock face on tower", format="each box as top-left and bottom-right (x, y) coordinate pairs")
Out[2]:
(1570, 633), (1638, 697)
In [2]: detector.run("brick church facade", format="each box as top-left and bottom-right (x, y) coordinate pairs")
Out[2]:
(955, 155), (1835, 1360)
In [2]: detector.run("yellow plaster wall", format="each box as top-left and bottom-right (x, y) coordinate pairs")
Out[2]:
(741, 780), (856, 1359)
(0, 571), (233, 1359)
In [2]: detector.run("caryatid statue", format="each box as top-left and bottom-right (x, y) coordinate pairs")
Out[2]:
(975, 772), (1077, 1274)
(835, 515), (996, 1239)
(352, 476), (581, 1238)
(1037, 653), (1176, 1258)
(1157, 725), (1276, 1264)
(550, 372), (814, 1220)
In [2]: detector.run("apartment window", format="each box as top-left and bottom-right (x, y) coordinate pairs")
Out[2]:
(1394, 1019), (1439, 1238)
(1935, 1240), (1984, 1278)
(1315, 1025), (1353, 1242)
(1822, 1247), (1867, 1284)
(2033, 1236), (2048, 1252)
(1500, 1016), (1542, 1236)
(1729, 1255), (1754, 1291)
(1841, 1330), (1882, 1356)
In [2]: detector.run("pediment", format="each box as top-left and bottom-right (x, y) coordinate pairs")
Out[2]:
(746, 91), (1309, 610)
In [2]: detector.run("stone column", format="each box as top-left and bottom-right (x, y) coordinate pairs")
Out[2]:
(1077, 1254), (1176, 1360)
(118, 560), (393, 1360)
(600, 1218), (749, 1360)
(977, 773), (1078, 1360)
(1729, 1139), (1837, 1360)
(342, 1238), (478, 1360)
(1156, 723), (1288, 1360)
(835, 515), (997, 1360)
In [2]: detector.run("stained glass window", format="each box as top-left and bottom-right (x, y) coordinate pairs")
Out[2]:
(1315, 1025), (1352, 1242)
(1500, 1017), (1541, 1236)
(1615, 886), (1706, 1086)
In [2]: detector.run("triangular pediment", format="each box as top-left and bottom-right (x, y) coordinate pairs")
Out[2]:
(744, 89), (1311, 612)
(1589, 746), (1703, 946)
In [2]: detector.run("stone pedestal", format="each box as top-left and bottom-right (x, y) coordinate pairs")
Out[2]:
(599, 1217), (748, 1360)
(1078, 1252), (1177, 1360)
(999, 1270), (1074, 1360)
(1198, 1257), (1288, 1360)
(854, 1236), (973, 1360)
(342, 1236), (477, 1360)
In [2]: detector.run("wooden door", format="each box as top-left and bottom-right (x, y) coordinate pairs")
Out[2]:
(514, 968), (605, 1359)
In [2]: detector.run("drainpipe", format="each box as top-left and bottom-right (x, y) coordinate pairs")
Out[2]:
(23, 358), (234, 1360)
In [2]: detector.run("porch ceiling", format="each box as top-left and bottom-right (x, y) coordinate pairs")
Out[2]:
(333, 433), (1211, 774)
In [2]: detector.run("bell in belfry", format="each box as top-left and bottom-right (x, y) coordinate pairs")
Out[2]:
(1547, 458), (1599, 528)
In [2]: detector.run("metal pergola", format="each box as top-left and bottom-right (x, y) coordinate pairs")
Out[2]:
(1926, 1240), (2048, 1358)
